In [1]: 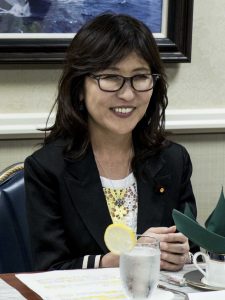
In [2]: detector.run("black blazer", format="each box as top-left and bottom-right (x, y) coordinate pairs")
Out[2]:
(24, 139), (198, 271)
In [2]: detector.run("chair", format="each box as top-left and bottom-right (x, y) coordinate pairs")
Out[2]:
(0, 163), (32, 273)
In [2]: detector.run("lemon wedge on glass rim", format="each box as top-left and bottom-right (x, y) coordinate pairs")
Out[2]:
(104, 223), (137, 255)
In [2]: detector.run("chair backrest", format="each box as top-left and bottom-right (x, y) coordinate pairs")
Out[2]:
(0, 163), (32, 273)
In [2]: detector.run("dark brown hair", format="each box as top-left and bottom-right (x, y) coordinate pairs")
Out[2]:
(45, 13), (168, 170)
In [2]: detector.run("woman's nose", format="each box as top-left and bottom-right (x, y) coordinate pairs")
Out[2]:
(116, 81), (135, 101)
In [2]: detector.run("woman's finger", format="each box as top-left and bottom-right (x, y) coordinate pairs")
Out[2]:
(160, 240), (190, 254)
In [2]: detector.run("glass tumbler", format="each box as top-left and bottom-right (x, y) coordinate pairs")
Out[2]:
(120, 235), (160, 299)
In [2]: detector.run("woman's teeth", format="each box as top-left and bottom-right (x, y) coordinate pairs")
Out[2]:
(113, 107), (133, 114)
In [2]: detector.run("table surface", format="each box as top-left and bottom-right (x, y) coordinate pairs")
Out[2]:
(0, 264), (206, 300)
(0, 273), (42, 300)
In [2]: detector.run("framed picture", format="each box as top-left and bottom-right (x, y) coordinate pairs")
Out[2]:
(0, 0), (194, 64)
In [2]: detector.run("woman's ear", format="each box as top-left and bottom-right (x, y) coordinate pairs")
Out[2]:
(79, 87), (85, 111)
(79, 101), (85, 111)
(79, 91), (84, 102)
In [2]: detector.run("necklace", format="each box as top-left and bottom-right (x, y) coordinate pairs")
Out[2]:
(95, 148), (138, 231)
(94, 148), (133, 204)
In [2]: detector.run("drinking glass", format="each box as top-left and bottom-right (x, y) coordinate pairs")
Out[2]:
(120, 235), (160, 299)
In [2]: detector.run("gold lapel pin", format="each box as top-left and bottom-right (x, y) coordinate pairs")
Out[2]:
(154, 184), (166, 194)
(155, 185), (166, 194)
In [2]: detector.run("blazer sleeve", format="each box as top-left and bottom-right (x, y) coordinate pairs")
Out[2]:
(177, 146), (199, 254)
(24, 155), (103, 271)
(178, 147), (196, 214)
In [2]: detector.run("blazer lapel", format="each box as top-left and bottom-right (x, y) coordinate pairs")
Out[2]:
(63, 148), (111, 253)
(63, 146), (172, 249)
(137, 154), (171, 234)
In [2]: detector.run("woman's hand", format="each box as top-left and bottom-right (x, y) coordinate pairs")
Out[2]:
(100, 225), (189, 270)
(143, 226), (190, 271)
(100, 252), (119, 268)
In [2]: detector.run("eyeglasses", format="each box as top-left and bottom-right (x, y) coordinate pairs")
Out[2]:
(88, 73), (160, 92)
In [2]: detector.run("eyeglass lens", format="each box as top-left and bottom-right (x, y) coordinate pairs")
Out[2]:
(90, 74), (159, 92)
(98, 75), (156, 92)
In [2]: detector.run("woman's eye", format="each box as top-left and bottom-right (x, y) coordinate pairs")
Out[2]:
(103, 75), (121, 82)
(133, 74), (149, 81)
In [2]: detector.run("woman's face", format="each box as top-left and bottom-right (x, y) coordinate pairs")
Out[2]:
(82, 52), (153, 137)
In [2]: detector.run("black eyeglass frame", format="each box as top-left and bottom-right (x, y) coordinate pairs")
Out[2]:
(88, 73), (160, 92)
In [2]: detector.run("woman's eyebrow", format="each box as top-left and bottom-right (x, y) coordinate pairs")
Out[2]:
(103, 67), (150, 72)
(132, 67), (150, 72)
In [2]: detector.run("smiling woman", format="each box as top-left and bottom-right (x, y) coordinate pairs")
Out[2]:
(24, 13), (199, 273)
(84, 52), (154, 137)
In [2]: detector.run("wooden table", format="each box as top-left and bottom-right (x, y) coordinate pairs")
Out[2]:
(0, 265), (203, 300)
(0, 273), (42, 300)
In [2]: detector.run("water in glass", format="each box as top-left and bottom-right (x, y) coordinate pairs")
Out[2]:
(120, 236), (160, 299)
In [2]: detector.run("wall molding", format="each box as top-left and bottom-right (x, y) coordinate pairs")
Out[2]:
(166, 109), (225, 133)
(0, 109), (225, 139)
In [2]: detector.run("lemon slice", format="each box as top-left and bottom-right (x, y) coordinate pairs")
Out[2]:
(104, 223), (136, 255)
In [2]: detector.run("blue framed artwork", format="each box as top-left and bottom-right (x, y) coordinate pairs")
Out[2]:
(0, 0), (163, 34)
(0, 0), (194, 63)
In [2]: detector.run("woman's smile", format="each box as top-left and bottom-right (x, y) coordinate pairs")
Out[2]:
(83, 52), (152, 136)
(110, 106), (136, 118)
